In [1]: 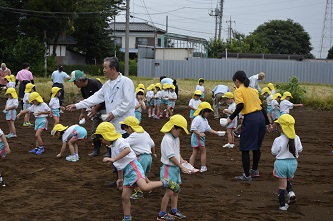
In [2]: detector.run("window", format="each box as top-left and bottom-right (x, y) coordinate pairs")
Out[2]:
(136, 37), (148, 48)
(115, 37), (122, 48)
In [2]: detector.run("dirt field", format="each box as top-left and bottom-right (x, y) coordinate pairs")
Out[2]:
(0, 99), (332, 221)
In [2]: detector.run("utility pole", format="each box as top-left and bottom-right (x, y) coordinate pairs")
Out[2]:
(226, 16), (235, 42)
(218, 0), (224, 41)
(209, 7), (219, 40)
(125, 0), (130, 76)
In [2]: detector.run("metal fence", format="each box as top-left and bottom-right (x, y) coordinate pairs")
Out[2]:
(138, 58), (333, 84)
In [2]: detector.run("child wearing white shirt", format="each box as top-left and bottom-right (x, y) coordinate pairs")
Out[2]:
(280, 91), (303, 115)
(22, 83), (35, 127)
(188, 90), (202, 122)
(272, 114), (303, 211)
(222, 92), (237, 148)
(145, 84), (155, 118)
(0, 128), (10, 187)
(195, 78), (205, 101)
(166, 85), (177, 118)
(4, 88), (19, 138)
(49, 87), (63, 126)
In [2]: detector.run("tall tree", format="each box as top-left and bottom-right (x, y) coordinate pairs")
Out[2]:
(327, 46), (333, 59)
(247, 19), (313, 57)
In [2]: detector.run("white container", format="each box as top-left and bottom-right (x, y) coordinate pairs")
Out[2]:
(217, 131), (226, 136)
(79, 118), (86, 125)
(101, 114), (109, 121)
(220, 118), (228, 127)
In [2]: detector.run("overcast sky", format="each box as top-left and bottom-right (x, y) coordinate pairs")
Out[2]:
(117, 0), (327, 58)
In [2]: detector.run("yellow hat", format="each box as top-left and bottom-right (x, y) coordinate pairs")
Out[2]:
(281, 91), (293, 100)
(94, 122), (122, 142)
(119, 116), (144, 133)
(96, 78), (101, 82)
(261, 87), (272, 95)
(268, 83), (275, 91)
(10, 75), (16, 82)
(136, 88), (144, 95)
(169, 85), (175, 90)
(51, 87), (62, 98)
(198, 78), (204, 84)
(4, 75), (11, 82)
(52, 124), (68, 138)
(193, 102), (213, 116)
(160, 114), (189, 134)
(274, 114), (296, 139)
(137, 83), (145, 90)
(163, 83), (169, 90)
(193, 90), (202, 97)
(5, 88), (18, 99)
(28, 92), (43, 103)
(222, 92), (234, 99)
(147, 84), (155, 91)
(272, 93), (282, 100)
(24, 83), (35, 93)
(155, 83), (162, 90)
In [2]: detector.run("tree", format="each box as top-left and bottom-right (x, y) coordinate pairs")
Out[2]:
(327, 46), (333, 59)
(247, 19), (313, 57)
(207, 39), (225, 58)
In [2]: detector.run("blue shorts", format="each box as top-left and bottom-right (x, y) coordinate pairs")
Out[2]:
(167, 100), (176, 109)
(271, 109), (281, 121)
(0, 142), (7, 159)
(123, 159), (145, 187)
(147, 99), (154, 107)
(73, 126), (88, 140)
(267, 105), (272, 113)
(35, 117), (48, 131)
(227, 117), (238, 129)
(6, 109), (16, 121)
(154, 98), (161, 107)
(201, 93), (205, 99)
(51, 109), (60, 117)
(191, 133), (205, 147)
(137, 153), (152, 173)
(23, 103), (30, 110)
(273, 158), (298, 179)
(161, 99), (168, 105)
(189, 109), (195, 119)
(134, 111), (142, 122)
(160, 164), (181, 184)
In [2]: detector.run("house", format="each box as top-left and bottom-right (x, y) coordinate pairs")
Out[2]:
(107, 22), (166, 58)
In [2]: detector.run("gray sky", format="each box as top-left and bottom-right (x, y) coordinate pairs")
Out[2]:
(117, 0), (327, 58)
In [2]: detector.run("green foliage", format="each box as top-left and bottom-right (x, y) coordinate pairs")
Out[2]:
(327, 46), (333, 59)
(119, 59), (138, 76)
(62, 65), (103, 76)
(207, 39), (225, 58)
(247, 19), (313, 57)
(276, 77), (306, 103)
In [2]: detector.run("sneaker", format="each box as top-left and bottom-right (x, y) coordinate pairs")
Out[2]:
(157, 213), (175, 221)
(250, 169), (260, 177)
(1, 180), (5, 187)
(66, 155), (78, 162)
(23, 122), (28, 127)
(233, 131), (240, 138)
(29, 148), (38, 153)
(164, 179), (180, 193)
(170, 210), (186, 219)
(200, 166), (207, 172)
(279, 204), (289, 211)
(287, 191), (296, 204)
(5, 134), (12, 138)
(36, 147), (44, 155)
(27, 122), (33, 127)
(10, 134), (17, 138)
(223, 143), (234, 148)
(235, 173), (252, 181)
(130, 189), (144, 199)
(223, 143), (231, 148)
(88, 150), (100, 156)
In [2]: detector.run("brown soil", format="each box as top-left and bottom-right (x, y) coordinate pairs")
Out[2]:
(0, 100), (332, 221)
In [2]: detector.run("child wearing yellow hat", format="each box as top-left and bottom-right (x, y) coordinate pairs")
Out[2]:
(49, 87), (64, 126)
(280, 91), (303, 115)
(261, 87), (273, 128)
(271, 93), (282, 121)
(166, 85), (177, 118)
(222, 92), (237, 148)
(22, 83), (35, 127)
(17, 92), (51, 155)
(120, 116), (157, 200)
(4, 88), (19, 138)
(196, 78), (205, 101)
(4, 75), (15, 89)
(272, 114), (303, 211)
(52, 123), (87, 162)
(134, 88), (146, 122)
(158, 115), (191, 220)
(267, 82), (276, 95)
(189, 102), (221, 173)
(160, 83), (170, 118)
(94, 122), (180, 221)
(188, 90), (202, 122)
(153, 83), (163, 119)
(146, 84), (155, 118)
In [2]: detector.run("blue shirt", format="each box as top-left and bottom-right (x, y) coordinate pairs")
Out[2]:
(51, 70), (69, 84)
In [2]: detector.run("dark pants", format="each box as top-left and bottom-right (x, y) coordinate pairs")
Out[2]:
(19, 80), (31, 109)
(52, 83), (64, 106)
(91, 116), (104, 153)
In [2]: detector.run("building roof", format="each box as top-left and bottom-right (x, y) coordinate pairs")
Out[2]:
(108, 22), (165, 33)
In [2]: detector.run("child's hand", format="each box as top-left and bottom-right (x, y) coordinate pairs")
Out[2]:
(56, 153), (62, 158)
(4, 145), (10, 154)
(199, 133), (205, 137)
(181, 166), (191, 174)
(152, 153), (157, 158)
(116, 179), (123, 190)
(35, 111), (42, 116)
(103, 157), (110, 163)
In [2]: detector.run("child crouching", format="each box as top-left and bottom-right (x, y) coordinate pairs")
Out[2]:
(95, 122), (180, 221)
(52, 124), (87, 162)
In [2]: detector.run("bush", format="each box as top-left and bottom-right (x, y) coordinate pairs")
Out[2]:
(276, 77), (306, 103)
(61, 65), (103, 76)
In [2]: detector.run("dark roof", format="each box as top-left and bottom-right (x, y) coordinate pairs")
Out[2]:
(108, 22), (165, 33)
(49, 33), (77, 45)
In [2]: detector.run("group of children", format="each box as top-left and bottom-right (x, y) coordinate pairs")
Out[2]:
(0, 78), (305, 219)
